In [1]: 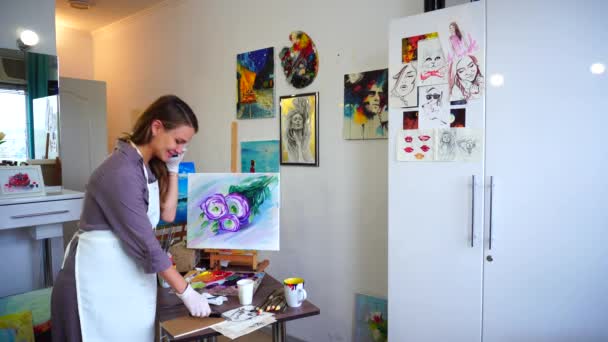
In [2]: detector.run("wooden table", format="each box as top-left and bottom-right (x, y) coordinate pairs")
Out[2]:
(157, 274), (320, 341)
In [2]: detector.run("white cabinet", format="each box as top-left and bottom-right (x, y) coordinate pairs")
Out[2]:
(388, 1), (608, 341)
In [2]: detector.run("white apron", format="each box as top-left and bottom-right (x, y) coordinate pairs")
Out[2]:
(63, 162), (161, 341)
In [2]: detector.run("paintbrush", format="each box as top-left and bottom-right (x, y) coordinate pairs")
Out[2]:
(256, 288), (283, 311)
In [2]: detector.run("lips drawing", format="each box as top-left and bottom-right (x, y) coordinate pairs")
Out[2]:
(415, 153), (425, 160)
(420, 145), (430, 152)
(405, 136), (413, 143)
(419, 135), (431, 141)
(404, 147), (414, 153)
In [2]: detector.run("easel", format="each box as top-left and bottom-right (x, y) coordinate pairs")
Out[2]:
(205, 121), (267, 272)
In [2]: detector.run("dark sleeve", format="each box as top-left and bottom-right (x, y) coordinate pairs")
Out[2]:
(89, 166), (171, 274)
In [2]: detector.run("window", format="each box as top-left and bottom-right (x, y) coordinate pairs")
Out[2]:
(0, 88), (28, 161)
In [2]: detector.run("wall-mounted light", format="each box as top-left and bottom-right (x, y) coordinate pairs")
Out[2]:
(17, 29), (39, 51)
(590, 63), (605, 75)
(69, 0), (91, 10)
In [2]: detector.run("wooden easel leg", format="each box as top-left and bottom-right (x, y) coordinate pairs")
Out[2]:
(272, 322), (286, 342)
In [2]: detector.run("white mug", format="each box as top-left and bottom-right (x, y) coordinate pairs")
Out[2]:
(237, 279), (254, 305)
(283, 278), (307, 308)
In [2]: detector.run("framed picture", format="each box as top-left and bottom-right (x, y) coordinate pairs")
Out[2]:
(279, 92), (319, 166)
(0, 165), (46, 198)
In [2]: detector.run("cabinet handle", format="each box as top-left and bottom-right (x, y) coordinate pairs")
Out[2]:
(10, 210), (69, 219)
(471, 175), (476, 248)
(489, 176), (494, 250)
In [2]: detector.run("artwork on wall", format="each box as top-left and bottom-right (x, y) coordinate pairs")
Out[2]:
(401, 32), (438, 63)
(418, 84), (450, 128)
(187, 173), (280, 250)
(344, 69), (389, 140)
(279, 93), (319, 166)
(450, 108), (466, 127)
(449, 54), (484, 102)
(0, 287), (53, 341)
(158, 162), (195, 227)
(396, 129), (435, 161)
(279, 31), (319, 89)
(0, 165), (45, 198)
(354, 293), (387, 342)
(397, 128), (483, 162)
(402, 110), (419, 129)
(389, 63), (418, 108)
(240, 140), (280, 173)
(237, 47), (275, 119)
(444, 21), (479, 63)
(417, 38), (448, 86)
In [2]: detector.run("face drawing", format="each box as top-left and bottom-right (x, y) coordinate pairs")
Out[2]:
(291, 113), (304, 129)
(424, 87), (442, 109)
(364, 84), (383, 115)
(456, 55), (478, 83)
(421, 39), (445, 72)
(441, 131), (453, 143)
(393, 64), (416, 97)
(458, 138), (477, 155)
(449, 23), (456, 35)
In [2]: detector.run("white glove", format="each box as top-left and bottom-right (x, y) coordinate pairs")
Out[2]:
(176, 284), (211, 317)
(166, 149), (185, 174)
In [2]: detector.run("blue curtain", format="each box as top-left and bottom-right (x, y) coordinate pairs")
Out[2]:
(25, 52), (50, 158)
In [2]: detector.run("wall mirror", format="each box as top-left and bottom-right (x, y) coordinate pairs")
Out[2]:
(0, 47), (59, 163)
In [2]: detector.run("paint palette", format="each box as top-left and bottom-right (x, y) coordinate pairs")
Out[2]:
(198, 271), (265, 297)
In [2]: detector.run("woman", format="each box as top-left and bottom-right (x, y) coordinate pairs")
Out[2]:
(390, 63), (417, 107)
(51, 95), (210, 342)
(285, 97), (313, 163)
(450, 55), (484, 101)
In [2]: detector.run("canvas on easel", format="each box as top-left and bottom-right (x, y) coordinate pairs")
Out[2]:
(186, 173), (280, 251)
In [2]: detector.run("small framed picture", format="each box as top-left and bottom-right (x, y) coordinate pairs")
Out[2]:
(279, 92), (319, 166)
(0, 165), (46, 198)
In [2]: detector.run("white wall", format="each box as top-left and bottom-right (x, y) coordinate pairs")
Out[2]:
(56, 25), (94, 79)
(93, 0), (422, 340)
(0, 0), (56, 55)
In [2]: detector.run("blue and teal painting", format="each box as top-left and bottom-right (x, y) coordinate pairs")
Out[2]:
(240, 140), (279, 173)
(355, 293), (388, 342)
(158, 162), (195, 226)
(237, 47), (275, 119)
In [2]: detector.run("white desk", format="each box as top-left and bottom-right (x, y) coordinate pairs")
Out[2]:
(0, 188), (84, 291)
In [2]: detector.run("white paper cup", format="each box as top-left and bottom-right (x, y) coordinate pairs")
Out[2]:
(283, 277), (307, 308)
(237, 279), (254, 305)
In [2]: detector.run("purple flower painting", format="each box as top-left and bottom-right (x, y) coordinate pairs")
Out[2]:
(187, 173), (280, 251)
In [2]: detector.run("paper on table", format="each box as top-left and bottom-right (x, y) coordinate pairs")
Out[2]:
(211, 313), (276, 340)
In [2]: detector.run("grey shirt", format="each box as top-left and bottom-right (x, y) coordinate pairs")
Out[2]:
(52, 140), (171, 341)
(78, 139), (171, 273)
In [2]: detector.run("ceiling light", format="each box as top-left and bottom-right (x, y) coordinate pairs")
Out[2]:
(69, 0), (90, 10)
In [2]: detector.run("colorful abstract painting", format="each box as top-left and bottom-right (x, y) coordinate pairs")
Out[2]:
(279, 31), (319, 88)
(0, 287), (52, 341)
(237, 47), (275, 119)
(158, 162), (196, 227)
(354, 294), (387, 342)
(401, 32), (438, 63)
(279, 93), (318, 166)
(344, 69), (388, 140)
(187, 173), (280, 250)
(241, 140), (280, 173)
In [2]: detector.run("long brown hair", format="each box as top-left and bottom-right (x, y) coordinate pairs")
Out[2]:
(121, 95), (198, 201)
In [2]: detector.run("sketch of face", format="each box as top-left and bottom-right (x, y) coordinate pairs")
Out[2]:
(393, 64), (416, 97)
(424, 87), (442, 109)
(456, 56), (478, 83)
(449, 24), (456, 35)
(291, 113), (304, 130)
(458, 138), (477, 154)
(441, 131), (453, 143)
(364, 84), (383, 115)
(421, 39), (445, 72)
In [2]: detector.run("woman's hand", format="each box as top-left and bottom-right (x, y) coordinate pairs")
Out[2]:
(176, 284), (211, 317)
(166, 151), (185, 174)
